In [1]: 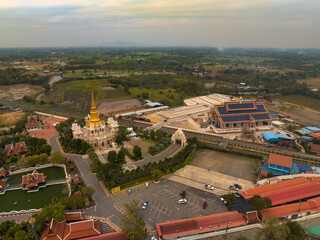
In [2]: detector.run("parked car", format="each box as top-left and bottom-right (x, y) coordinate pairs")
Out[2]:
(202, 201), (208, 209)
(229, 185), (238, 191)
(205, 184), (214, 190)
(264, 144), (271, 148)
(178, 199), (187, 204)
(234, 184), (242, 190)
(220, 195), (227, 203)
(180, 191), (186, 198)
(234, 193), (241, 198)
(141, 202), (148, 210)
(151, 237), (157, 240)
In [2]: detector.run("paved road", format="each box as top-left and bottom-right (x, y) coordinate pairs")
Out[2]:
(49, 135), (123, 226)
(135, 144), (180, 167)
(119, 119), (320, 162)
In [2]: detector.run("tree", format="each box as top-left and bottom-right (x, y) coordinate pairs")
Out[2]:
(151, 170), (163, 182)
(150, 130), (155, 140)
(115, 135), (123, 146)
(82, 186), (95, 198)
(117, 147), (126, 163)
(0, 220), (15, 236)
(225, 193), (236, 206)
(107, 151), (117, 163)
(284, 220), (305, 240)
(50, 151), (66, 165)
(251, 195), (272, 212)
(120, 200), (147, 240)
(255, 215), (290, 240)
(133, 145), (142, 159)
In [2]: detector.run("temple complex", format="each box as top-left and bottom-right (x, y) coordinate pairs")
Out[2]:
(21, 169), (47, 190)
(71, 93), (118, 148)
(209, 99), (272, 133)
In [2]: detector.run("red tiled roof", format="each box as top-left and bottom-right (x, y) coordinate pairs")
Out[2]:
(268, 153), (292, 169)
(80, 232), (127, 240)
(0, 179), (7, 190)
(65, 212), (84, 222)
(63, 219), (100, 240)
(240, 177), (309, 199)
(261, 196), (320, 220)
(25, 115), (42, 128)
(309, 143), (320, 153)
(5, 142), (27, 157)
(261, 182), (320, 206)
(21, 170), (46, 188)
(310, 132), (320, 138)
(245, 211), (260, 224)
(156, 211), (247, 239)
(0, 167), (8, 178)
(41, 217), (101, 240)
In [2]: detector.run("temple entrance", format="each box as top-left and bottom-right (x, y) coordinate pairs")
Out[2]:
(102, 141), (105, 147)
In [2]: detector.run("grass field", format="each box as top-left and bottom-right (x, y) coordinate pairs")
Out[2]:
(0, 184), (67, 212)
(7, 166), (66, 185)
(297, 78), (320, 88)
(128, 139), (155, 158)
(0, 110), (24, 127)
(278, 95), (320, 112)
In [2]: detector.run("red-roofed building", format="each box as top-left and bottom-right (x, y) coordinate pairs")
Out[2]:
(244, 211), (260, 224)
(25, 115), (43, 132)
(309, 132), (320, 138)
(0, 167), (8, 178)
(65, 212), (84, 222)
(80, 232), (127, 240)
(21, 170), (47, 190)
(41, 214), (101, 240)
(267, 153), (292, 174)
(309, 143), (320, 155)
(0, 179), (7, 192)
(156, 211), (247, 239)
(261, 196), (320, 220)
(240, 177), (309, 200)
(5, 142), (28, 157)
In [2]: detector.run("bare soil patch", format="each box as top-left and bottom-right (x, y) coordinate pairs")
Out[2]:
(97, 99), (142, 115)
(0, 110), (25, 126)
(191, 149), (258, 181)
(0, 84), (43, 100)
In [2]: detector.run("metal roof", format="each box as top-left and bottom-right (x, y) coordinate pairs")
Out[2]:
(262, 131), (278, 142)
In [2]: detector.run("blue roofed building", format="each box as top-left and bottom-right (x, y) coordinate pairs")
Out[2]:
(277, 133), (295, 148)
(262, 131), (278, 142)
(267, 153), (293, 175)
(297, 164), (313, 173)
(209, 100), (272, 133)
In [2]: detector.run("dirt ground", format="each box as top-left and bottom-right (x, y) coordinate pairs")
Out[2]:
(97, 99), (142, 115)
(171, 120), (197, 130)
(0, 84), (43, 100)
(0, 110), (24, 126)
(191, 149), (258, 181)
(268, 100), (320, 128)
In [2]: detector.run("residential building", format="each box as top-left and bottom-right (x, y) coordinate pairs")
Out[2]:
(25, 115), (43, 132)
(267, 153), (292, 174)
(5, 142), (27, 157)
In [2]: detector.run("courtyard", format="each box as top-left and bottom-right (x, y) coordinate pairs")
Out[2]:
(113, 179), (227, 229)
(0, 184), (67, 212)
(127, 139), (155, 159)
(191, 149), (259, 181)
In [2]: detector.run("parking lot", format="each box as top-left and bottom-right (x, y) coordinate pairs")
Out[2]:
(113, 179), (227, 229)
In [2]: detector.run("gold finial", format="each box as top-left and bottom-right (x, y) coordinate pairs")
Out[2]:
(89, 92), (100, 123)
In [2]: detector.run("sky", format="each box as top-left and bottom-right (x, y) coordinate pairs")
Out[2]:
(0, 0), (320, 48)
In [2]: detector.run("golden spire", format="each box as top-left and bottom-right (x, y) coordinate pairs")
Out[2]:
(89, 92), (100, 124)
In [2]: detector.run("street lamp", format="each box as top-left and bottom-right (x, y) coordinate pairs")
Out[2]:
(28, 217), (37, 240)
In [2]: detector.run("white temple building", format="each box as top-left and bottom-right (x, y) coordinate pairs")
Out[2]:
(72, 93), (118, 148)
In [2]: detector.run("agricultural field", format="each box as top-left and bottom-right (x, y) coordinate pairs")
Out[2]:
(0, 84), (43, 100)
(278, 95), (320, 112)
(0, 110), (24, 127)
(97, 99), (142, 115)
(297, 78), (320, 88)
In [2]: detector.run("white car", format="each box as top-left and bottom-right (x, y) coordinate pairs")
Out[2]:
(151, 237), (157, 240)
(205, 184), (214, 190)
(141, 202), (148, 210)
(178, 199), (187, 204)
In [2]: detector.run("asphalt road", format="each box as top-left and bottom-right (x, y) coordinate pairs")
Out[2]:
(49, 135), (123, 226)
(119, 120), (320, 162)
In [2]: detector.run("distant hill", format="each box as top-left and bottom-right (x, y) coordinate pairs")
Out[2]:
(98, 41), (149, 47)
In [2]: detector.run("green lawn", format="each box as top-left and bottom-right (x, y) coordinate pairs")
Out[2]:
(7, 166), (65, 186)
(128, 139), (155, 158)
(278, 95), (320, 112)
(0, 184), (67, 212)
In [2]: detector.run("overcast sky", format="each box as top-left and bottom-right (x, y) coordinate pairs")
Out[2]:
(0, 0), (320, 48)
